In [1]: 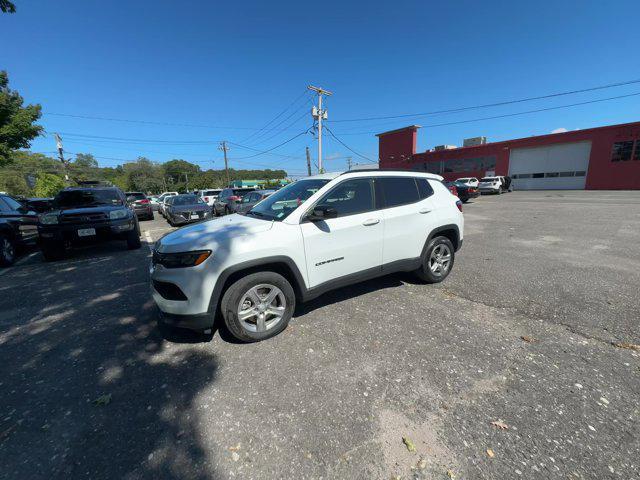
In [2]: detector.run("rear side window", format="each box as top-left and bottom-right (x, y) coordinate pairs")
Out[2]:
(416, 178), (434, 199)
(379, 177), (420, 208)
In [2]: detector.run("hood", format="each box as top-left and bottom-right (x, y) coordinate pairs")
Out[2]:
(157, 213), (274, 253)
(54, 205), (127, 216)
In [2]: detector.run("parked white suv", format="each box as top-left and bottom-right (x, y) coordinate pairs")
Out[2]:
(150, 170), (464, 342)
(199, 189), (222, 207)
(455, 177), (479, 188)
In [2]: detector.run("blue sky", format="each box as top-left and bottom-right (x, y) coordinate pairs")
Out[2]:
(2, 0), (640, 175)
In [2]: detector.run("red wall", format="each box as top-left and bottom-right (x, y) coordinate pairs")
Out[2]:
(378, 121), (640, 189)
(377, 127), (418, 167)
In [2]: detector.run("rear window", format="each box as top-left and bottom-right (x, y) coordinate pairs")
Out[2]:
(54, 189), (123, 208)
(379, 177), (420, 208)
(233, 189), (254, 196)
(480, 177), (498, 182)
(203, 190), (220, 196)
(125, 192), (146, 200)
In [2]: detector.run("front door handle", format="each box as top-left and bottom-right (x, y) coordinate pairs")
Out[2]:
(362, 218), (380, 226)
(419, 208), (431, 214)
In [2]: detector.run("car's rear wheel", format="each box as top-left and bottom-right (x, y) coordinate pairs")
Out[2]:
(220, 271), (295, 342)
(414, 236), (455, 283)
(0, 234), (16, 267)
(224, 206), (230, 216)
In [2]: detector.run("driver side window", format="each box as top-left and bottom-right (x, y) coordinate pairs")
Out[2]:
(315, 178), (374, 218)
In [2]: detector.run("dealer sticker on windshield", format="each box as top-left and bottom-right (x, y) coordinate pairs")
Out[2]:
(77, 228), (96, 237)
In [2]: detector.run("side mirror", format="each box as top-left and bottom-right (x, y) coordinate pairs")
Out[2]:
(307, 205), (337, 222)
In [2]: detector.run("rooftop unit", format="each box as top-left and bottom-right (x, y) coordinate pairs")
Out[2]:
(463, 136), (487, 147)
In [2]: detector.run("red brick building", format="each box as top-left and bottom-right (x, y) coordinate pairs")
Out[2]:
(377, 121), (640, 190)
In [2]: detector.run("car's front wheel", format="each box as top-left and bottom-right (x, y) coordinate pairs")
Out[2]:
(126, 227), (142, 250)
(414, 236), (455, 283)
(0, 234), (16, 267)
(41, 240), (65, 262)
(220, 271), (295, 342)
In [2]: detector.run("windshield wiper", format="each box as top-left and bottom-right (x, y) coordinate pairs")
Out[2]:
(246, 210), (267, 218)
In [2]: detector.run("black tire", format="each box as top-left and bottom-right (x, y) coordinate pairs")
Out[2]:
(148, 212), (154, 221)
(224, 206), (230, 216)
(0, 234), (16, 267)
(41, 241), (65, 262)
(126, 227), (142, 250)
(414, 236), (455, 284)
(220, 271), (295, 342)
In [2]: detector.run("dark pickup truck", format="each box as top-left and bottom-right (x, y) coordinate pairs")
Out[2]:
(38, 186), (141, 261)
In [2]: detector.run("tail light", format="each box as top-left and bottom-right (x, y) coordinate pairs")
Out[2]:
(456, 200), (463, 212)
(449, 186), (458, 196)
(138, 199), (150, 204)
(228, 195), (241, 202)
(204, 196), (209, 202)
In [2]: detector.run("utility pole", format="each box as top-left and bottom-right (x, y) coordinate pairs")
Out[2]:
(184, 172), (189, 192)
(305, 146), (312, 176)
(347, 157), (353, 171)
(54, 133), (70, 184)
(308, 85), (332, 173)
(219, 141), (230, 186)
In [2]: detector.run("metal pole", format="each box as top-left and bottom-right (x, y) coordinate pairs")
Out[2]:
(317, 94), (323, 173)
(305, 146), (312, 176)
(54, 133), (70, 185)
(219, 141), (230, 186)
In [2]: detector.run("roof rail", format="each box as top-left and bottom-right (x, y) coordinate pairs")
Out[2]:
(339, 168), (413, 175)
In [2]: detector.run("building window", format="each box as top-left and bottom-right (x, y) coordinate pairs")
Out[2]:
(545, 172), (559, 178)
(532, 173), (545, 178)
(611, 141), (634, 162)
(634, 140), (640, 161)
(558, 171), (574, 177)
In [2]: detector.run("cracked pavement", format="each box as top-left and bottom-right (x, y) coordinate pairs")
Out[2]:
(0, 190), (638, 479)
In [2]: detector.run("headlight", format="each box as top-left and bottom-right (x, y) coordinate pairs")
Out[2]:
(109, 209), (129, 220)
(152, 250), (212, 268)
(40, 213), (59, 224)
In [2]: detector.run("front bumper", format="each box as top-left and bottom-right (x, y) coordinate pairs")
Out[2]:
(150, 255), (220, 325)
(169, 211), (210, 225)
(158, 310), (215, 332)
(39, 218), (135, 243)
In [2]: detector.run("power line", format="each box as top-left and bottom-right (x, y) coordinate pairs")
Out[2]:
(329, 78), (640, 123)
(247, 97), (313, 146)
(334, 92), (640, 135)
(323, 126), (375, 162)
(238, 90), (311, 144)
(228, 130), (310, 160)
(43, 112), (268, 131)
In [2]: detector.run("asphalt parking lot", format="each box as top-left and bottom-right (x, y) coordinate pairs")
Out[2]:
(1, 191), (639, 480)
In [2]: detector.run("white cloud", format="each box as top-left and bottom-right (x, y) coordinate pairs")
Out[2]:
(551, 127), (568, 134)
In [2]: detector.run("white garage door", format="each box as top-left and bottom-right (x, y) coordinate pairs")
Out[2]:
(509, 141), (591, 190)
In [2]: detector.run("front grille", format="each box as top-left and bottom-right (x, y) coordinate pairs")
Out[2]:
(153, 280), (188, 301)
(60, 212), (109, 223)
(179, 211), (203, 220)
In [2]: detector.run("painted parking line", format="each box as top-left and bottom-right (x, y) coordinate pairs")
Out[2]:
(143, 231), (154, 252)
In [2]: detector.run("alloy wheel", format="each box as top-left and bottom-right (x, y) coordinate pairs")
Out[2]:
(428, 244), (451, 276)
(237, 284), (286, 333)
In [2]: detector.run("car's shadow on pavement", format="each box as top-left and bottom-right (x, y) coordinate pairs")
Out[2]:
(0, 241), (222, 479)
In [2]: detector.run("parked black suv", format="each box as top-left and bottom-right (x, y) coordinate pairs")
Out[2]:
(38, 187), (141, 261)
(0, 194), (39, 267)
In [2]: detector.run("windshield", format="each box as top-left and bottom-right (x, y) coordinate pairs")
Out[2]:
(480, 177), (498, 182)
(171, 195), (203, 206)
(54, 189), (123, 208)
(247, 179), (330, 221)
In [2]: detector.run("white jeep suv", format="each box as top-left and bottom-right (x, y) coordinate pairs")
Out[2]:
(150, 170), (464, 342)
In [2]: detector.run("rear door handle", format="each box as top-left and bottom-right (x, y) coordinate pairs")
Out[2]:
(419, 208), (431, 214)
(362, 218), (380, 226)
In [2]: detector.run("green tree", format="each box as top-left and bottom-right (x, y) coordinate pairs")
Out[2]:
(34, 172), (65, 198)
(122, 157), (164, 192)
(73, 153), (98, 168)
(0, 1), (16, 13)
(162, 159), (201, 192)
(0, 71), (43, 166)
